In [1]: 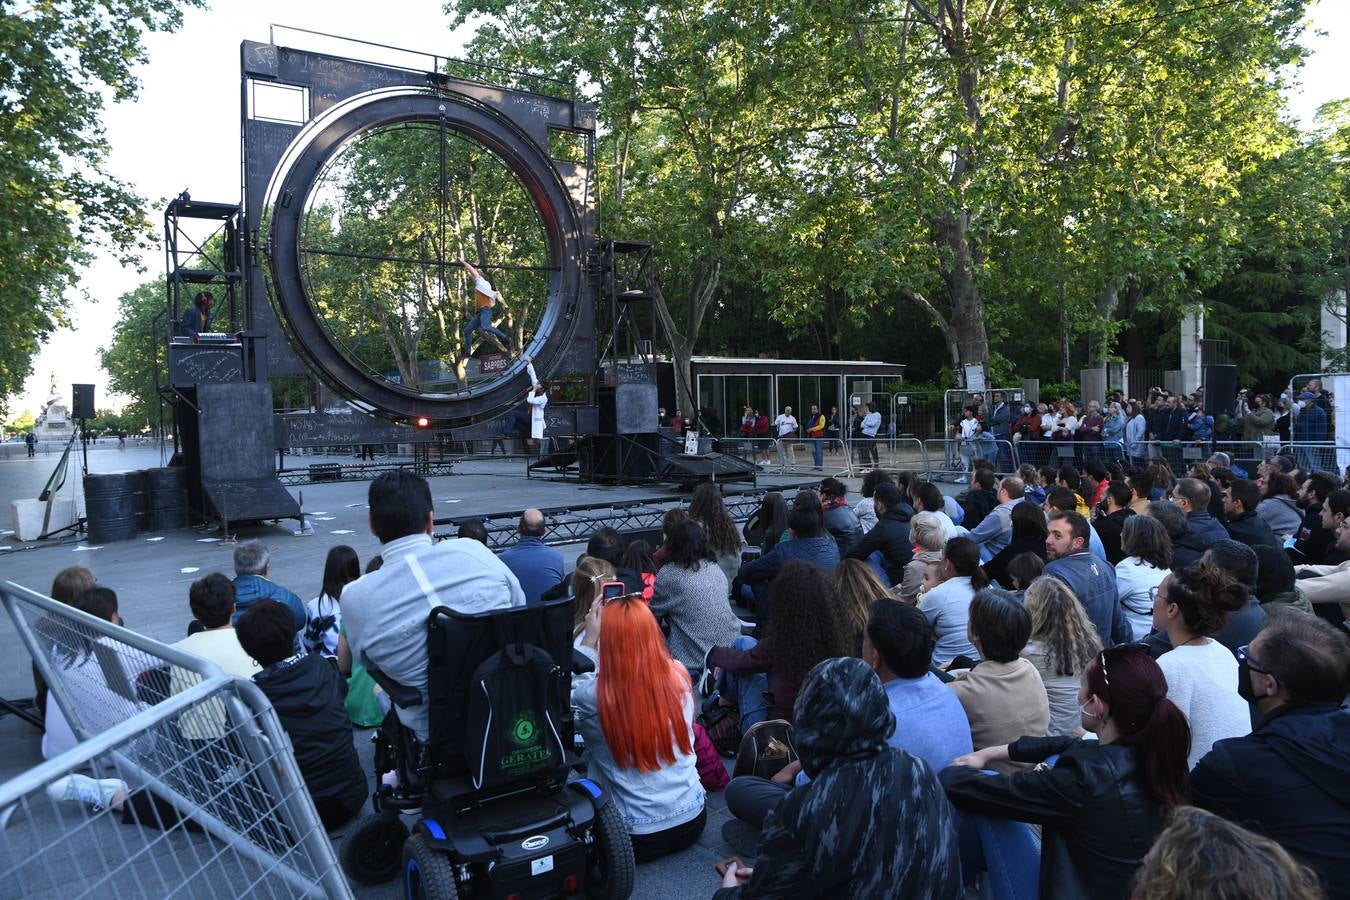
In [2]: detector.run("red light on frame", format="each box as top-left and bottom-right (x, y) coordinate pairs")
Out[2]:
(416, 417), (429, 428)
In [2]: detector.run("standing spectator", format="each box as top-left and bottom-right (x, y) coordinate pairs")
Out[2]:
(714, 658), (963, 899)
(1239, 393), (1277, 443)
(303, 545), (359, 659)
(1190, 609), (1350, 897)
(25, 430), (35, 457)
(1093, 481), (1135, 565)
(947, 588), (1050, 766)
(669, 407), (687, 436)
(897, 512), (947, 602)
(709, 562), (850, 729)
(231, 540), (306, 632)
(235, 600), (368, 830)
(825, 405), (842, 452)
(842, 482), (914, 584)
(573, 594), (706, 862)
(1292, 391), (1327, 470)
(498, 509), (566, 605)
(1131, 806), (1325, 900)
(804, 404), (827, 469)
(955, 407), (981, 476)
(858, 402), (882, 468)
(689, 482), (745, 587)
(1022, 577), (1103, 736)
(651, 520), (741, 674)
(1044, 511), (1131, 648)
(753, 408), (773, 465)
(919, 537), (987, 666)
(983, 501), (1048, 590)
(818, 477), (862, 555)
(772, 406), (798, 467)
(1102, 400), (1127, 451)
(1257, 471), (1303, 538)
(1115, 515), (1172, 640)
(1151, 564), (1252, 768)
(1125, 401), (1149, 468)
(1222, 479), (1281, 549)
(739, 503), (841, 613)
(942, 645), (1191, 900)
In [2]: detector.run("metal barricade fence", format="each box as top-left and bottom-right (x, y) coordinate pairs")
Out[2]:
(923, 439), (1017, 481)
(716, 436), (854, 476)
(1014, 440), (1126, 472)
(0, 582), (351, 900)
(1280, 443), (1348, 476)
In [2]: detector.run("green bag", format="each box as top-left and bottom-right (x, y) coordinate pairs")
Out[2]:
(345, 663), (384, 727)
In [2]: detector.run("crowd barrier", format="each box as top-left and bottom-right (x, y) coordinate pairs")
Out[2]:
(1279, 442), (1349, 475)
(1012, 439), (1125, 471)
(0, 581), (351, 900)
(924, 439), (1017, 480)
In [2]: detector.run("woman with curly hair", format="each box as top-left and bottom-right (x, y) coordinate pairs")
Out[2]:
(689, 481), (744, 586)
(1022, 576), (1102, 736)
(572, 594), (706, 861)
(708, 561), (850, 727)
(1133, 806), (1324, 900)
(832, 558), (891, 652)
(1152, 563), (1252, 768)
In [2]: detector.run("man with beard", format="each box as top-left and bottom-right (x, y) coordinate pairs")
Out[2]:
(1288, 472), (1342, 565)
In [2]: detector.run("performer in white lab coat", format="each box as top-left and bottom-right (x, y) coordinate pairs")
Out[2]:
(523, 355), (548, 452)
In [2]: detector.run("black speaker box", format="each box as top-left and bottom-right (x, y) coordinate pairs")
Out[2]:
(1203, 364), (1238, 419)
(71, 383), (95, 420)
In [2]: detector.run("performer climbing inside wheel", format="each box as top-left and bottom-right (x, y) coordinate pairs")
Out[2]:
(459, 258), (512, 356)
(523, 354), (549, 453)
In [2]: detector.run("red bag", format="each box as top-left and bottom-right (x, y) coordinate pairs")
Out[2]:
(692, 722), (730, 792)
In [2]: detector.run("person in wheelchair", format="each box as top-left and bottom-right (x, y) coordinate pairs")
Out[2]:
(342, 471), (526, 745)
(574, 591), (707, 862)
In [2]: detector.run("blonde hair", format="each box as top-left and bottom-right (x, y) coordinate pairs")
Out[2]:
(571, 555), (615, 629)
(832, 559), (891, 639)
(1133, 806), (1323, 900)
(910, 512), (946, 552)
(1023, 576), (1101, 677)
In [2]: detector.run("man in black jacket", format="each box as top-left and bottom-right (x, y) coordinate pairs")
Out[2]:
(1171, 478), (1229, 551)
(1093, 481), (1135, 565)
(843, 482), (914, 584)
(961, 468), (999, 529)
(1288, 472), (1342, 565)
(1222, 478), (1280, 550)
(236, 600), (369, 830)
(1191, 609), (1350, 899)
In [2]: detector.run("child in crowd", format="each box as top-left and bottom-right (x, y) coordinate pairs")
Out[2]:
(304, 545), (359, 659)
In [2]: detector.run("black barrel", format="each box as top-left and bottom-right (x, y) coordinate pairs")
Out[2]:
(84, 474), (139, 543)
(145, 466), (190, 532)
(127, 469), (150, 533)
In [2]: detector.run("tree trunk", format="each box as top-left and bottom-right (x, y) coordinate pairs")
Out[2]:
(943, 209), (989, 380)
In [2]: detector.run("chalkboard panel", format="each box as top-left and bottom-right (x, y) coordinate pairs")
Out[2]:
(616, 362), (655, 385)
(276, 411), (417, 448)
(197, 382), (277, 483)
(170, 346), (245, 387)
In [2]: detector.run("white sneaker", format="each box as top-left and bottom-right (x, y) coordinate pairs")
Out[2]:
(46, 774), (127, 810)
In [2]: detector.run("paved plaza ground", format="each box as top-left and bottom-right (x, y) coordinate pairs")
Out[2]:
(0, 443), (851, 898)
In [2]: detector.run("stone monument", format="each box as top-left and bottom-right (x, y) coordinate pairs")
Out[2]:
(32, 371), (75, 442)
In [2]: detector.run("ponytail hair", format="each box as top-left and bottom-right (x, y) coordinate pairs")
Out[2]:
(1166, 562), (1248, 636)
(1085, 645), (1190, 809)
(945, 537), (989, 589)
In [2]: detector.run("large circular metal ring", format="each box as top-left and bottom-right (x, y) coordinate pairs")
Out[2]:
(265, 88), (583, 424)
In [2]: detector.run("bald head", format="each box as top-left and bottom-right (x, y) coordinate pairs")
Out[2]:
(518, 508), (546, 538)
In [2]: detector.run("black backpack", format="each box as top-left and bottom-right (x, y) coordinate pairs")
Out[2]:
(465, 642), (567, 791)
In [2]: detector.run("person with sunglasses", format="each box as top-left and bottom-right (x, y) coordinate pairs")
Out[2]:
(940, 645), (1191, 900)
(1190, 608), (1350, 899)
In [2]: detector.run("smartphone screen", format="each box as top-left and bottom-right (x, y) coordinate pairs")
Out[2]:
(600, 581), (626, 601)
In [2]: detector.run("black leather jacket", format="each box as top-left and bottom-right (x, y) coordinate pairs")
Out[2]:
(941, 736), (1167, 900)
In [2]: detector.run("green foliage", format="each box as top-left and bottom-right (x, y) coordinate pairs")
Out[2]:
(99, 280), (169, 427)
(5, 410), (35, 433)
(0, 0), (204, 413)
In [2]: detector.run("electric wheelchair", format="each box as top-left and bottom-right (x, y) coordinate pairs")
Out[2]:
(340, 596), (634, 899)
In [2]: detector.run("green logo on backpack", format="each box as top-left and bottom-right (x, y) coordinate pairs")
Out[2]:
(501, 709), (550, 774)
(511, 711), (538, 746)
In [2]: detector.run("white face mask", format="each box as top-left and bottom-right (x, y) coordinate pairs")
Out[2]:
(1023, 406), (1032, 414)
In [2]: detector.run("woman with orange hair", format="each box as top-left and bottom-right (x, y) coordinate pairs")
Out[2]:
(572, 592), (706, 862)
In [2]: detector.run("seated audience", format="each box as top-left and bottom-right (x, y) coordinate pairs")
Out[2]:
(1287, 473), (1343, 565)
(455, 519), (489, 544)
(1256, 471), (1304, 538)
(714, 658), (962, 898)
(1190, 609), (1350, 897)
(621, 539), (657, 601)
(33, 565), (96, 732)
(1022, 576), (1102, 736)
(832, 558), (891, 652)
(854, 469), (892, 533)
(818, 477), (863, 554)
(1251, 544), (1313, 614)
(961, 468), (999, 530)
(303, 544), (358, 659)
(911, 479), (965, 537)
(1222, 478), (1281, 549)
(983, 500), (1048, 590)
(843, 482), (915, 584)
(744, 491), (788, 553)
(336, 555), (385, 728)
(235, 600), (368, 830)
(1151, 564), (1252, 768)
(573, 594), (706, 862)
(342, 471), (525, 743)
(1128, 472), (1154, 516)
(1171, 478), (1229, 558)
(173, 573), (260, 679)
(569, 555), (615, 640)
(651, 520), (742, 674)
(708, 562), (850, 728)
(738, 503), (840, 612)
(1115, 514), (1172, 640)
(231, 540), (305, 631)
(1147, 499), (1200, 568)
(920, 537), (987, 666)
(948, 587), (1049, 766)
(498, 508), (565, 605)
(1006, 551), (1046, 595)
(1044, 511), (1131, 647)
(966, 476), (1024, 563)
(1294, 518), (1350, 621)
(1134, 807), (1327, 900)
(942, 645), (1191, 900)
(1093, 481), (1135, 565)
(1045, 486), (1108, 559)
(690, 482), (746, 587)
(897, 511), (946, 602)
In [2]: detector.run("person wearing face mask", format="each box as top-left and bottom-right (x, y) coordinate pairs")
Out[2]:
(941, 645), (1192, 900)
(1190, 608), (1350, 899)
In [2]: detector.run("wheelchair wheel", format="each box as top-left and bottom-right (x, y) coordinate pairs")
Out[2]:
(585, 800), (635, 899)
(403, 833), (460, 899)
(340, 811), (409, 885)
